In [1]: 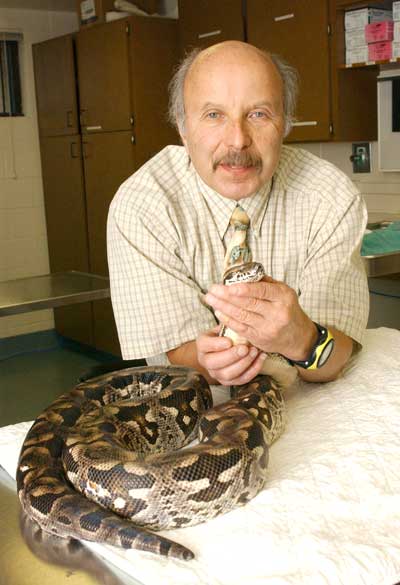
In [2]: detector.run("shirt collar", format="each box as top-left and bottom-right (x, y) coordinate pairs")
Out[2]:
(194, 170), (272, 239)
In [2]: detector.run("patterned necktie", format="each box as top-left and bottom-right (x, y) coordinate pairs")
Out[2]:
(221, 204), (298, 388)
(223, 205), (252, 275)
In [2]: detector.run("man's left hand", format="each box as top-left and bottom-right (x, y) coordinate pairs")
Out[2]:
(204, 276), (318, 363)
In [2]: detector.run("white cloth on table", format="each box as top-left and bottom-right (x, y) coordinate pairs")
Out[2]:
(1, 328), (399, 585)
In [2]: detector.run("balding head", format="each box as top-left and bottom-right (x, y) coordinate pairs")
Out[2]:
(186, 41), (281, 86)
(169, 42), (298, 138)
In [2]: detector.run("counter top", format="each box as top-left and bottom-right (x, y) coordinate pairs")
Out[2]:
(0, 271), (110, 316)
(364, 212), (400, 277)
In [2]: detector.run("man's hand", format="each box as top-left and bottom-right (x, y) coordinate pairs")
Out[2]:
(196, 326), (267, 386)
(204, 277), (355, 382)
(204, 277), (317, 362)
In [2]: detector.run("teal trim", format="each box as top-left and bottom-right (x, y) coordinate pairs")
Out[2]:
(0, 329), (59, 360)
(58, 336), (118, 362)
(0, 329), (118, 362)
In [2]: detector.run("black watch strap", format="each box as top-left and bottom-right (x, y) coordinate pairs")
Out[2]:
(289, 322), (335, 370)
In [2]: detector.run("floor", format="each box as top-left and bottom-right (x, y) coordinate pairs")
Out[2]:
(0, 347), (103, 427)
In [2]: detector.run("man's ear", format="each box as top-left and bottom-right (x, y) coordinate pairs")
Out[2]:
(178, 123), (187, 149)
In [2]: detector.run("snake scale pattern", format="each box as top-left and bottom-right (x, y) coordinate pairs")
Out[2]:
(16, 261), (287, 561)
(16, 367), (285, 560)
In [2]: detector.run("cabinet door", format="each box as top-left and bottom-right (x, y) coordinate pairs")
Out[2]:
(247, 0), (331, 142)
(83, 131), (136, 277)
(178, 0), (244, 52)
(334, 0), (386, 6)
(33, 35), (79, 137)
(40, 135), (93, 345)
(328, 2), (379, 142)
(129, 16), (180, 167)
(76, 19), (132, 134)
(83, 130), (136, 356)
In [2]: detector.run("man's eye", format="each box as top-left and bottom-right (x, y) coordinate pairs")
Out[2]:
(250, 111), (267, 119)
(207, 111), (220, 119)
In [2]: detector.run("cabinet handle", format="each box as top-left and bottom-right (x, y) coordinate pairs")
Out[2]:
(292, 121), (318, 127)
(82, 141), (92, 159)
(66, 110), (74, 127)
(274, 13), (295, 22)
(80, 109), (87, 126)
(70, 142), (80, 158)
(198, 29), (222, 39)
(131, 135), (135, 144)
(86, 126), (103, 132)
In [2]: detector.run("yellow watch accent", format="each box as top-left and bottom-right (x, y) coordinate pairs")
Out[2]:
(308, 327), (335, 370)
(290, 323), (335, 370)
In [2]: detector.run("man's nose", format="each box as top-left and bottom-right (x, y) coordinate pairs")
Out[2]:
(224, 118), (252, 150)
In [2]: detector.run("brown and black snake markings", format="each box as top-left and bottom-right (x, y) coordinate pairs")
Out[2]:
(17, 365), (285, 561)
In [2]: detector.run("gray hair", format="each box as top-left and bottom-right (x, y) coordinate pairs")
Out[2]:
(168, 47), (299, 138)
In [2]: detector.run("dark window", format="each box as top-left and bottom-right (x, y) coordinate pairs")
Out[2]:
(0, 34), (23, 117)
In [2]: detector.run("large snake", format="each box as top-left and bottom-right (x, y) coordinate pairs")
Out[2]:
(16, 262), (291, 560)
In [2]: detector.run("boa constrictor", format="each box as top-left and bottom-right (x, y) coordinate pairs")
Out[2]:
(17, 262), (291, 561)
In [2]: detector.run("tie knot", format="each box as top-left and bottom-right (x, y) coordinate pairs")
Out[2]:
(230, 205), (250, 230)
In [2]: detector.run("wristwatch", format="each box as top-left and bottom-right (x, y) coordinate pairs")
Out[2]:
(289, 322), (335, 370)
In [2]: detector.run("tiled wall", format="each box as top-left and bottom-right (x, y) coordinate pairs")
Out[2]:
(298, 141), (400, 216)
(0, 5), (78, 339)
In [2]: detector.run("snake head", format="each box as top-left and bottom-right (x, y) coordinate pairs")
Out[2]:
(222, 262), (266, 286)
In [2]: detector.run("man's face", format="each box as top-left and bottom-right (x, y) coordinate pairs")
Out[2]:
(180, 46), (285, 200)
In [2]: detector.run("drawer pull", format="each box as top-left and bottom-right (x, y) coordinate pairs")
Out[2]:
(198, 29), (222, 39)
(86, 125), (103, 131)
(292, 121), (318, 127)
(274, 13), (295, 22)
(70, 142), (80, 158)
(66, 110), (74, 127)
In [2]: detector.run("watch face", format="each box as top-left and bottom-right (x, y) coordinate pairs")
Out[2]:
(317, 338), (334, 368)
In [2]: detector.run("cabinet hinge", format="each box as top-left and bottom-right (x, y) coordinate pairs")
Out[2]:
(327, 23), (331, 36)
(329, 123), (334, 134)
(130, 115), (134, 125)
(126, 24), (131, 35)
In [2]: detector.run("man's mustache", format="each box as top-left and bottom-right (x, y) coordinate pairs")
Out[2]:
(213, 150), (263, 170)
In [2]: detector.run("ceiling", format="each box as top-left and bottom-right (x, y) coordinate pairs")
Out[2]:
(0, 0), (76, 11)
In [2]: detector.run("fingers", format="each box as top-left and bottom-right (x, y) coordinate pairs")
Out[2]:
(209, 350), (267, 386)
(196, 327), (266, 386)
(196, 328), (247, 370)
(207, 279), (284, 303)
(204, 293), (264, 339)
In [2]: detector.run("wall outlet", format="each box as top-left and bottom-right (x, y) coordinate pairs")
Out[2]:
(350, 142), (371, 173)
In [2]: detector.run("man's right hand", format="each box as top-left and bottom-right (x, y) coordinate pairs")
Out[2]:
(196, 326), (266, 386)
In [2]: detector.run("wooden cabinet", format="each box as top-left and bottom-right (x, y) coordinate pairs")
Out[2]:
(178, 0), (244, 53)
(82, 130), (136, 355)
(39, 135), (93, 346)
(329, 2), (379, 142)
(83, 131), (136, 278)
(128, 16), (180, 166)
(247, 0), (383, 142)
(247, 0), (331, 142)
(33, 35), (79, 137)
(40, 136), (88, 273)
(76, 19), (132, 134)
(33, 16), (179, 357)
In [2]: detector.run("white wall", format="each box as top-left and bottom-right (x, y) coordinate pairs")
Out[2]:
(0, 5), (78, 339)
(298, 141), (400, 216)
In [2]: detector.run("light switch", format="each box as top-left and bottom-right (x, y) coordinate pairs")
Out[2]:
(350, 142), (371, 173)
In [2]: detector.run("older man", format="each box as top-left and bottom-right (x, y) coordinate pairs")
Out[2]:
(107, 41), (369, 386)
